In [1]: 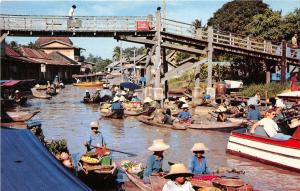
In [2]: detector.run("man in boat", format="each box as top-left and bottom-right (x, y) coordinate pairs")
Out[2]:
(162, 109), (173, 125)
(83, 90), (91, 102)
(100, 84), (112, 102)
(91, 89), (101, 103)
(178, 104), (193, 123)
(84, 121), (106, 152)
(188, 143), (210, 175)
(143, 97), (153, 111)
(111, 97), (123, 111)
(143, 139), (170, 184)
(177, 97), (187, 109)
(250, 109), (291, 140)
(162, 163), (194, 191)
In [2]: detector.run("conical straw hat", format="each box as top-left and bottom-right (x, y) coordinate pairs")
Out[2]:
(144, 97), (153, 103)
(191, 143), (209, 151)
(148, 139), (170, 152)
(179, 97), (187, 103)
(182, 103), (189, 109)
(113, 96), (120, 102)
(164, 163), (193, 179)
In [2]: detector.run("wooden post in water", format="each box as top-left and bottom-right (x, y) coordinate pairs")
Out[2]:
(154, 7), (162, 89)
(281, 40), (287, 83)
(207, 26), (213, 88)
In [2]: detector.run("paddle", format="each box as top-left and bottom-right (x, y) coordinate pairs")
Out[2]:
(90, 145), (137, 157)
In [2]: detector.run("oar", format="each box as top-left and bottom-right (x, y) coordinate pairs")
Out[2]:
(90, 145), (137, 157)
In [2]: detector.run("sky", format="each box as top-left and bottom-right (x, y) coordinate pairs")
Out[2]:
(1, 0), (299, 59)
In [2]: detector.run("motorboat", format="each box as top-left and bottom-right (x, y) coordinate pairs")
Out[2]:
(227, 127), (300, 173)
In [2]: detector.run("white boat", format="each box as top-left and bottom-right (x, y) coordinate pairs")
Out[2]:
(227, 128), (300, 173)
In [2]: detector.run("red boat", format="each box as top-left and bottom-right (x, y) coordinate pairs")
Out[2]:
(227, 127), (300, 173)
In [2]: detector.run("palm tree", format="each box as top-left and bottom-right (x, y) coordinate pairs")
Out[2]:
(191, 19), (202, 34)
(112, 46), (121, 61)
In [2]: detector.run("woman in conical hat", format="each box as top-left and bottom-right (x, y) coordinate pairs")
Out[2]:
(178, 104), (192, 123)
(162, 163), (194, 191)
(143, 139), (170, 184)
(188, 143), (210, 175)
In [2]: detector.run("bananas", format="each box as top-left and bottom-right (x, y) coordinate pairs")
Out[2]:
(81, 156), (100, 164)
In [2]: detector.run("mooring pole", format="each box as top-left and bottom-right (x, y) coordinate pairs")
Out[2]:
(207, 26), (213, 88)
(281, 40), (287, 83)
(154, 7), (162, 88)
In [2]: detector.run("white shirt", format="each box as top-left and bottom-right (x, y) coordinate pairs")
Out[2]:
(69, 7), (75, 17)
(162, 180), (195, 191)
(258, 118), (279, 137)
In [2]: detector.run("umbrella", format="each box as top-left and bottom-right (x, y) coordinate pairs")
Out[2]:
(120, 82), (141, 90)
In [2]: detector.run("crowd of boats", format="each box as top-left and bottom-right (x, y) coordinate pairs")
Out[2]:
(1, 77), (300, 191)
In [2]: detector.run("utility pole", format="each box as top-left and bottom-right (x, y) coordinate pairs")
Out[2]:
(155, 7), (162, 88)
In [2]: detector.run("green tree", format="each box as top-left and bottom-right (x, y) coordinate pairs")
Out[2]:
(8, 41), (20, 52)
(190, 19), (202, 34)
(112, 46), (121, 61)
(207, 0), (268, 35)
(24, 41), (39, 49)
(245, 9), (284, 40)
(86, 53), (112, 72)
(281, 8), (300, 42)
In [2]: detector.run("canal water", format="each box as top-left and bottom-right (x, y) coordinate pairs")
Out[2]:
(27, 85), (299, 191)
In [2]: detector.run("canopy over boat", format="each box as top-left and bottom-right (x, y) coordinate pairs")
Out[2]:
(1, 127), (91, 191)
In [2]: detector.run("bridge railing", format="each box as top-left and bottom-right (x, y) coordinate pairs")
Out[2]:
(0, 14), (150, 32)
(162, 18), (299, 59)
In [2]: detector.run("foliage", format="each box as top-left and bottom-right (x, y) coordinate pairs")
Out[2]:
(207, 0), (268, 35)
(24, 42), (39, 49)
(8, 41), (20, 52)
(279, 8), (300, 42)
(189, 19), (202, 34)
(174, 52), (192, 63)
(46, 139), (67, 154)
(86, 53), (112, 72)
(112, 46), (146, 61)
(241, 82), (290, 98)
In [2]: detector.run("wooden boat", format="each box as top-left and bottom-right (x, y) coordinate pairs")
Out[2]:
(227, 127), (300, 173)
(124, 107), (156, 117)
(2, 110), (40, 122)
(73, 81), (104, 87)
(138, 116), (187, 130)
(31, 88), (51, 99)
(101, 109), (124, 119)
(188, 121), (244, 131)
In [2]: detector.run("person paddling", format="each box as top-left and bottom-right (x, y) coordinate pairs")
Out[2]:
(84, 121), (106, 152)
(143, 139), (170, 184)
(188, 143), (210, 175)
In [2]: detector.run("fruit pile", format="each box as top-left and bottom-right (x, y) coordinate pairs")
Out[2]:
(81, 156), (100, 164)
(121, 160), (143, 174)
(123, 103), (143, 112)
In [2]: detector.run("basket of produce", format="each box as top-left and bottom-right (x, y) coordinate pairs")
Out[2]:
(81, 155), (100, 165)
(120, 160), (143, 175)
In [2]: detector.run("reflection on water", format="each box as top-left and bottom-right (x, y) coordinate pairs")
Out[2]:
(28, 85), (300, 191)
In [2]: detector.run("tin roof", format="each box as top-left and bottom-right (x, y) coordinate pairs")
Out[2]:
(5, 46), (21, 57)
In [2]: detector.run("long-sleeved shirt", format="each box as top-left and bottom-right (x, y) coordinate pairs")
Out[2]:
(143, 154), (164, 177)
(188, 155), (210, 175)
(178, 111), (192, 120)
(87, 131), (105, 150)
(112, 102), (122, 110)
(162, 180), (195, 191)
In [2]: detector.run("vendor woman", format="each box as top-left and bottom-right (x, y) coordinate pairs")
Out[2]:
(143, 139), (170, 183)
(84, 121), (106, 151)
(188, 143), (210, 175)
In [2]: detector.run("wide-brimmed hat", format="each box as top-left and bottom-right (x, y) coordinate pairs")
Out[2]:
(179, 97), (187, 103)
(216, 105), (226, 113)
(85, 90), (89, 93)
(289, 119), (300, 128)
(148, 139), (170, 152)
(191, 143), (209, 152)
(182, 103), (189, 109)
(164, 163), (193, 179)
(90, 121), (99, 128)
(113, 96), (120, 102)
(144, 97), (153, 103)
(15, 90), (20, 93)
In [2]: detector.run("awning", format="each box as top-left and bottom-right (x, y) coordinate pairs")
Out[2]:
(1, 127), (91, 191)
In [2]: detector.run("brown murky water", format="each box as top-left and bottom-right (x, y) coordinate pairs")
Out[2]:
(27, 85), (300, 191)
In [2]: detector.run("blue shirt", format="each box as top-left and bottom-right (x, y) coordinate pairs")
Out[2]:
(248, 106), (260, 120)
(188, 155), (210, 175)
(87, 131), (105, 149)
(112, 102), (122, 110)
(178, 111), (192, 120)
(143, 154), (164, 177)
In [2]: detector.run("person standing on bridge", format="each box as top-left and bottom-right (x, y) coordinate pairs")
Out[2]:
(69, 5), (76, 20)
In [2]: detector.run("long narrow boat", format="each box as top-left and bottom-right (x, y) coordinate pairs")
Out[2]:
(73, 81), (104, 87)
(188, 121), (243, 132)
(101, 109), (124, 119)
(138, 116), (187, 130)
(2, 110), (40, 122)
(124, 107), (156, 117)
(31, 88), (51, 99)
(227, 127), (300, 173)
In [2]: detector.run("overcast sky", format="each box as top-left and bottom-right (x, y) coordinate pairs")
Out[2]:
(1, 0), (299, 59)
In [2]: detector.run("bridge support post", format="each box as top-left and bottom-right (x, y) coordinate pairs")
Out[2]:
(281, 40), (287, 83)
(162, 48), (168, 100)
(207, 26), (213, 88)
(154, 7), (162, 89)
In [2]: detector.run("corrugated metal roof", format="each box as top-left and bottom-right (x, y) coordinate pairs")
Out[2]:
(5, 46), (21, 57)
(20, 47), (49, 59)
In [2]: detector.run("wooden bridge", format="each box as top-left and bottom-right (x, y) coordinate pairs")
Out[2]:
(1, 9), (299, 90)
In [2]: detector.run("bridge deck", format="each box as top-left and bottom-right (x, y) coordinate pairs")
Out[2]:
(1, 14), (299, 65)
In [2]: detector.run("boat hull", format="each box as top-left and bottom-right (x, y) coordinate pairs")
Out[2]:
(73, 82), (104, 87)
(189, 122), (243, 131)
(227, 132), (300, 173)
